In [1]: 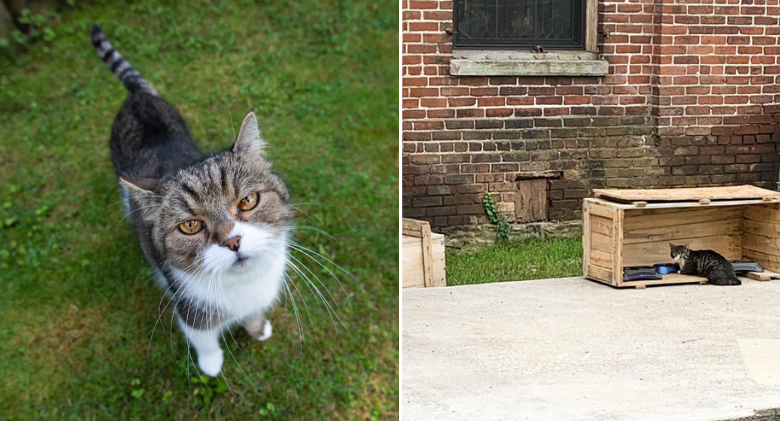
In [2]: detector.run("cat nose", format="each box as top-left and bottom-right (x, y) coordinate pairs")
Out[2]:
(222, 236), (241, 252)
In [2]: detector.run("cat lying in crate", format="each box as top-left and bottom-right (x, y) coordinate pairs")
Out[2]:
(669, 244), (742, 286)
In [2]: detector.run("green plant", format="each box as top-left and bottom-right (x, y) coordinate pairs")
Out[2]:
(483, 193), (511, 241)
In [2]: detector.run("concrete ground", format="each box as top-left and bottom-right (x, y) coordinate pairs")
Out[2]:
(402, 277), (780, 421)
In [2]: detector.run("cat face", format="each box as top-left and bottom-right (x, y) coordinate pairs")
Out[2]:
(123, 112), (292, 275)
(669, 243), (690, 262)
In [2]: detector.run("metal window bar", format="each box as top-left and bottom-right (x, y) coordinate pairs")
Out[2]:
(454, 0), (585, 50)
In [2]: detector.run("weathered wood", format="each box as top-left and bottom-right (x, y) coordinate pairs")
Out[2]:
(587, 200), (615, 219)
(624, 207), (743, 231)
(743, 219), (780, 237)
(612, 208), (624, 286)
(623, 273), (708, 289)
(623, 218), (742, 245)
(746, 270), (780, 282)
(745, 204), (780, 224)
(402, 219), (446, 288)
(402, 234), (446, 288)
(590, 215), (613, 236)
(622, 234), (742, 267)
(515, 178), (548, 223)
(742, 249), (780, 273)
(586, 264), (613, 285)
(594, 185), (780, 203)
(582, 201), (591, 277)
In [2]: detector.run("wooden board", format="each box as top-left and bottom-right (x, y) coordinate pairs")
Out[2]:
(515, 179), (548, 223)
(622, 234), (742, 267)
(742, 249), (780, 274)
(623, 273), (708, 289)
(594, 185), (780, 203)
(624, 207), (743, 230)
(402, 234), (446, 288)
(623, 218), (742, 245)
(745, 204), (780, 224)
(746, 270), (780, 282)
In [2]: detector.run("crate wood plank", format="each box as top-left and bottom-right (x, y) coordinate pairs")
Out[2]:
(586, 264), (613, 284)
(743, 219), (780, 237)
(613, 208), (624, 286)
(624, 207), (743, 231)
(591, 232), (613, 253)
(743, 248), (780, 263)
(743, 233), (780, 257)
(745, 204), (780, 224)
(622, 273), (708, 289)
(402, 235), (425, 288)
(402, 234), (446, 288)
(402, 218), (427, 237)
(582, 201), (591, 277)
(590, 249), (613, 269)
(622, 234), (742, 267)
(615, 198), (780, 210)
(623, 218), (742, 245)
(587, 199), (615, 219)
(591, 215), (613, 236)
(594, 185), (780, 203)
(746, 270), (780, 282)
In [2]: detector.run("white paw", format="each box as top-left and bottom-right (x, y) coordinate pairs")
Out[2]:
(198, 350), (224, 377)
(256, 319), (272, 341)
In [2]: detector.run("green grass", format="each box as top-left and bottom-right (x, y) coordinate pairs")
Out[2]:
(0, 0), (398, 419)
(446, 238), (583, 286)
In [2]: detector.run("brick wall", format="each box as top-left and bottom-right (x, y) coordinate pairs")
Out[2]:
(402, 0), (780, 230)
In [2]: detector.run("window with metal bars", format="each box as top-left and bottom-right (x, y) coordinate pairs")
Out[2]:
(454, 0), (585, 50)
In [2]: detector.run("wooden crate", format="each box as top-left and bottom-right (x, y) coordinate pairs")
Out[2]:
(402, 218), (446, 288)
(582, 185), (780, 288)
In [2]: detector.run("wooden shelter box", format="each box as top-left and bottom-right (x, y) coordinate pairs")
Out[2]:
(582, 185), (780, 288)
(403, 218), (446, 288)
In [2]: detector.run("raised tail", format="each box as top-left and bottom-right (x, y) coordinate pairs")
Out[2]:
(91, 24), (158, 96)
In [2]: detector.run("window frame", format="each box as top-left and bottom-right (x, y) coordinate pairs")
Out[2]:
(448, 0), (603, 76)
(453, 0), (589, 51)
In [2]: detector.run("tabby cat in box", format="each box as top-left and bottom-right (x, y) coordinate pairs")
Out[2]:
(669, 244), (741, 286)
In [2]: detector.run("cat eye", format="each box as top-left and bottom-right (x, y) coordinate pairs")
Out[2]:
(178, 219), (203, 235)
(238, 192), (260, 211)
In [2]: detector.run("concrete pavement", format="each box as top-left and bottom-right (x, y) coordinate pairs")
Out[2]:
(402, 277), (780, 421)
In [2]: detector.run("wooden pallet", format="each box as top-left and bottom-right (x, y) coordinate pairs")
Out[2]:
(746, 270), (780, 282)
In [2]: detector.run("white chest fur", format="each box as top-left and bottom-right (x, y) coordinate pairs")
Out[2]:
(169, 230), (288, 324)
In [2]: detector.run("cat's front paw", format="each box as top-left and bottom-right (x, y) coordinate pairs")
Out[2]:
(256, 319), (272, 341)
(198, 350), (224, 377)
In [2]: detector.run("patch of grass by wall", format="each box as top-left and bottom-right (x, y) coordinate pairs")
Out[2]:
(446, 238), (583, 286)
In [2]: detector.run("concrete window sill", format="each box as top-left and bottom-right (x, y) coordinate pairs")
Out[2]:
(450, 50), (609, 77)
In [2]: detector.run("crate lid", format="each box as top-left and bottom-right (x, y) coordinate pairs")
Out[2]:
(593, 185), (780, 203)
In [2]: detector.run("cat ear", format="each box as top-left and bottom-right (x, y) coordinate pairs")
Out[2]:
(120, 176), (160, 209)
(232, 111), (267, 159)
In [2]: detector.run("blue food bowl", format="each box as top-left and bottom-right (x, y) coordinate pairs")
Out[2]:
(654, 263), (680, 275)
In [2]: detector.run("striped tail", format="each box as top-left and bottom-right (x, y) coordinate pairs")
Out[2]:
(91, 24), (158, 96)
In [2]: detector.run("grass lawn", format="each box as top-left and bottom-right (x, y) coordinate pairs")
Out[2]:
(446, 238), (583, 286)
(0, 0), (398, 419)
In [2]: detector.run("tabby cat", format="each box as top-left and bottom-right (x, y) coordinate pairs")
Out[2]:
(92, 24), (293, 376)
(669, 244), (741, 286)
